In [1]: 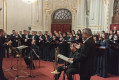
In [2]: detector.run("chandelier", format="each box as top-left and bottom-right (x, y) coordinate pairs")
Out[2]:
(22, 0), (37, 4)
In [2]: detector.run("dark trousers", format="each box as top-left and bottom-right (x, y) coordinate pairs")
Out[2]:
(80, 75), (91, 80)
(4, 47), (9, 58)
(0, 54), (6, 80)
(24, 57), (35, 69)
(55, 66), (65, 80)
(55, 65), (79, 80)
(66, 68), (79, 80)
(11, 50), (16, 58)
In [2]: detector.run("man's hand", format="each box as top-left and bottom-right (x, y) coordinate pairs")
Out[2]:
(7, 41), (12, 45)
(68, 58), (74, 62)
(74, 43), (81, 49)
(63, 66), (68, 69)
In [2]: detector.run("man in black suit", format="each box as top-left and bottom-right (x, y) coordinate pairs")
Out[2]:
(10, 30), (16, 56)
(20, 30), (27, 57)
(14, 32), (20, 47)
(4, 33), (11, 58)
(69, 28), (96, 80)
(55, 43), (80, 80)
(10, 30), (16, 45)
(38, 31), (45, 41)
(11, 30), (16, 37)
(21, 30), (26, 46)
(31, 31), (38, 40)
(25, 31), (32, 46)
(0, 29), (11, 80)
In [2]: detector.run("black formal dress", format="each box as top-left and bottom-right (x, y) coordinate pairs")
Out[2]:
(37, 35), (45, 60)
(0, 36), (7, 80)
(109, 40), (119, 75)
(97, 39), (109, 78)
(73, 37), (96, 80)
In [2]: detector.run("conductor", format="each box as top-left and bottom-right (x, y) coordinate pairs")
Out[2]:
(69, 28), (96, 80)
(0, 29), (12, 80)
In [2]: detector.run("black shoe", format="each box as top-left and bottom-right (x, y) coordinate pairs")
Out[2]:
(33, 66), (35, 70)
(27, 65), (30, 68)
(30, 66), (35, 70)
(5, 78), (9, 80)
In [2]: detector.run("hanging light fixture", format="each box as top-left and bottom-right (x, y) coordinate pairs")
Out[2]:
(22, 0), (37, 4)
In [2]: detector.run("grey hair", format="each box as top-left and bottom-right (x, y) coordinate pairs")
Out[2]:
(82, 28), (92, 36)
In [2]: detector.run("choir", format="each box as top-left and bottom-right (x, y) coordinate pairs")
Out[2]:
(3, 29), (119, 78)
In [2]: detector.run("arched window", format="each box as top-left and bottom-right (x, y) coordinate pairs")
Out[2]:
(113, 0), (119, 16)
(52, 9), (72, 24)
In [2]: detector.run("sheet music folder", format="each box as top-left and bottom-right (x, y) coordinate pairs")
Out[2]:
(17, 45), (28, 50)
(57, 54), (73, 64)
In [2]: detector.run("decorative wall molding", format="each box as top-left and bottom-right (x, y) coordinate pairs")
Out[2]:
(31, 0), (80, 32)
(0, 0), (113, 34)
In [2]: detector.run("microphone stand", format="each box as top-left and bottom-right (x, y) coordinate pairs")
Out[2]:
(5, 46), (29, 80)
(4, 56), (17, 72)
(4, 45), (17, 72)
(15, 54), (29, 80)
(63, 62), (67, 80)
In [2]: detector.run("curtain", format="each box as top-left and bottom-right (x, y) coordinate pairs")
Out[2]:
(110, 24), (119, 30)
(51, 24), (71, 33)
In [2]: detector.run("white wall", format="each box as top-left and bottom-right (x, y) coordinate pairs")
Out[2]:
(5, 0), (32, 34)
(0, 0), (114, 34)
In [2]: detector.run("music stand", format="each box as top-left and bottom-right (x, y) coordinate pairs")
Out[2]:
(12, 45), (40, 80)
(10, 45), (30, 80)
(25, 47), (40, 78)
(16, 46), (40, 80)
(15, 54), (29, 80)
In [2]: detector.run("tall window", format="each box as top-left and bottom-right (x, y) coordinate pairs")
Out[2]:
(113, 0), (119, 16)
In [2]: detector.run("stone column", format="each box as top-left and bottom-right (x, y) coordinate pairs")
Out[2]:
(39, 0), (43, 30)
(31, 0), (44, 31)
(0, 0), (3, 29)
(3, 0), (7, 32)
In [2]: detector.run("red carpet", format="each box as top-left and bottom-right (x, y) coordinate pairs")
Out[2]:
(2, 57), (119, 80)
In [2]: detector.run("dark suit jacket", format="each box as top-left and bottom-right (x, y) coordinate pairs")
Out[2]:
(4, 35), (11, 42)
(32, 35), (39, 40)
(38, 35), (45, 41)
(13, 35), (21, 47)
(0, 37), (5, 57)
(73, 37), (96, 76)
(67, 51), (80, 68)
(20, 34), (26, 45)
